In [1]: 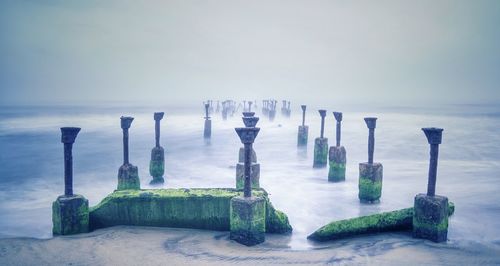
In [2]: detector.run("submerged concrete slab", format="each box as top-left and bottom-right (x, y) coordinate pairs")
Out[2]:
(89, 188), (292, 234)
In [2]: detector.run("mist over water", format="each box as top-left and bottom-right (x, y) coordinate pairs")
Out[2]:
(0, 103), (499, 251)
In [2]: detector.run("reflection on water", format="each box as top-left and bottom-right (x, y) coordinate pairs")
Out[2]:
(0, 104), (500, 250)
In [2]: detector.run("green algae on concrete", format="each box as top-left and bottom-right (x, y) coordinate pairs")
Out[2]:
(413, 194), (449, 242)
(307, 202), (455, 242)
(358, 162), (383, 202)
(117, 163), (141, 190)
(89, 188), (292, 234)
(297, 125), (308, 146)
(358, 177), (382, 202)
(52, 194), (89, 235)
(265, 199), (292, 234)
(328, 146), (346, 182)
(313, 137), (328, 168)
(149, 146), (165, 184)
(230, 196), (266, 246)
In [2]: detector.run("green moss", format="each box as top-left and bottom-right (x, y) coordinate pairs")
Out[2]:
(89, 188), (292, 234)
(313, 138), (328, 167)
(328, 162), (346, 182)
(265, 199), (293, 234)
(358, 176), (382, 202)
(52, 195), (89, 235)
(117, 164), (140, 190)
(230, 197), (266, 246)
(149, 160), (164, 178)
(308, 203), (455, 242)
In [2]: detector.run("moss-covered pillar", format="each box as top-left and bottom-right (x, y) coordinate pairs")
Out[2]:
(53, 127), (89, 235)
(328, 112), (346, 182)
(117, 116), (140, 190)
(313, 110), (328, 168)
(358, 117), (383, 202)
(236, 112), (260, 189)
(149, 112), (165, 185)
(413, 127), (448, 242)
(231, 116), (266, 246)
(203, 103), (211, 138)
(297, 105), (308, 147)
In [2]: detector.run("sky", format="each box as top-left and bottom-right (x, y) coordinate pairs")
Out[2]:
(0, 0), (499, 106)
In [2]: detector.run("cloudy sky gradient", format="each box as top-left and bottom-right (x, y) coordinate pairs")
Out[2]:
(1, 0), (499, 106)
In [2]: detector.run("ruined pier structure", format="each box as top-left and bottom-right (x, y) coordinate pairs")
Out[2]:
(313, 110), (328, 168)
(51, 113), (292, 247)
(236, 112), (260, 190)
(297, 105), (308, 147)
(328, 112), (346, 182)
(231, 113), (266, 246)
(52, 127), (89, 235)
(413, 127), (449, 242)
(358, 117), (383, 203)
(149, 112), (165, 185)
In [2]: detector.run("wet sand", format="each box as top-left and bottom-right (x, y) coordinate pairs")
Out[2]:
(0, 226), (499, 265)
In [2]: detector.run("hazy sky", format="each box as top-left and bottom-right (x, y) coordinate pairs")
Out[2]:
(1, 0), (499, 106)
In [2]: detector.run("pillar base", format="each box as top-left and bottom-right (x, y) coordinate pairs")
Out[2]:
(238, 147), (257, 163)
(52, 194), (89, 235)
(230, 196), (266, 246)
(297, 125), (309, 146)
(358, 162), (383, 202)
(236, 163), (260, 189)
(413, 193), (449, 242)
(117, 163), (141, 190)
(269, 110), (276, 121)
(204, 119), (211, 138)
(328, 146), (346, 182)
(313, 137), (328, 168)
(149, 146), (165, 184)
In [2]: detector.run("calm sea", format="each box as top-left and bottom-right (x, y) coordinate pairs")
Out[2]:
(0, 103), (499, 250)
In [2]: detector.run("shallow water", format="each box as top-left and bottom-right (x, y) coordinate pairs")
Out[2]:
(0, 103), (499, 251)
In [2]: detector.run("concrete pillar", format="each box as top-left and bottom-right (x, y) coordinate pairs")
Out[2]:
(313, 110), (328, 168)
(328, 112), (346, 182)
(52, 127), (89, 235)
(203, 103), (211, 138)
(117, 116), (140, 190)
(149, 112), (165, 185)
(413, 127), (448, 242)
(358, 117), (382, 202)
(230, 116), (265, 246)
(297, 105), (308, 147)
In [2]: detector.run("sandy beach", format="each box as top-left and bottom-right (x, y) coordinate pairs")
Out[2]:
(1, 226), (499, 265)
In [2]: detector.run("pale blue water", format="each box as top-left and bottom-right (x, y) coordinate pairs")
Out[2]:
(0, 103), (499, 251)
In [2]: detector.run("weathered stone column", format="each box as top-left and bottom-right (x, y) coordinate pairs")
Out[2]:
(281, 100), (287, 116)
(203, 103), (211, 138)
(149, 112), (165, 185)
(230, 121), (265, 246)
(328, 112), (346, 182)
(222, 101), (228, 120)
(117, 116), (141, 190)
(413, 127), (449, 242)
(358, 117), (382, 202)
(297, 105), (309, 147)
(52, 127), (89, 235)
(313, 110), (328, 168)
(269, 100), (277, 121)
(236, 112), (260, 189)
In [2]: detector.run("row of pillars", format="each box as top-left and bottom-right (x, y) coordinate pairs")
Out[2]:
(297, 105), (448, 242)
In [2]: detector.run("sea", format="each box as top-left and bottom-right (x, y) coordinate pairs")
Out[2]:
(0, 103), (499, 252)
